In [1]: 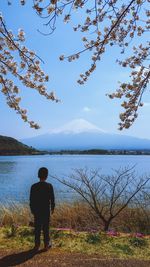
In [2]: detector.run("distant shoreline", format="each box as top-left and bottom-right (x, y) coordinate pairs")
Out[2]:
(0, 152), (47, 156)
(1, 135), (150, 156)
(48, 149), (150, 156)
(1, 149), (150, 156)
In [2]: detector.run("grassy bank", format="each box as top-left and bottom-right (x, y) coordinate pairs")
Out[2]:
(0, 226), (150, 260)
(0, 203), (150, 263)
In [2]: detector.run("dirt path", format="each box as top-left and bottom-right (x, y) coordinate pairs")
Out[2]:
(0, 248), (150, 267)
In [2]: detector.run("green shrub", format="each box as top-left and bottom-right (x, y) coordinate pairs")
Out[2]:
(3, 224), (18, 238)
(114, 244), (133, 255)
(86, 233), (101, 244)
(129, 237), (147, 248)
(51, 229), (67, 239)
(18, 226), (34, 237)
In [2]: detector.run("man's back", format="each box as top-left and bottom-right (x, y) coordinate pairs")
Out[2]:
(30, 181), (55, 216)
(30, 167), (55, 251)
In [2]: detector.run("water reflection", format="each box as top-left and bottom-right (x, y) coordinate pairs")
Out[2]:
(0, 161), (16, 174)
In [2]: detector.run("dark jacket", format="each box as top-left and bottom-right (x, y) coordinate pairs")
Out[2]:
(30, 181), (55, 216)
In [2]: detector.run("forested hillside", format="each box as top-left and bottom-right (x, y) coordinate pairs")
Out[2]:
(0, 135), (39, 155)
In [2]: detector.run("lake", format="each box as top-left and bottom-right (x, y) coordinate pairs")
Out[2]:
(0, 154), (150, 205)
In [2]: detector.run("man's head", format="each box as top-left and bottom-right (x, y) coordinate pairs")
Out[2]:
(38, 167), (48, 181)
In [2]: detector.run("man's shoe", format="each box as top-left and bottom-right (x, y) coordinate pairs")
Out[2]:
(44, 243), (52, 251)
(32, 245), (40, 252)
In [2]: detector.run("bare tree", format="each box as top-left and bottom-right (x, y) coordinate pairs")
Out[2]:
(52, 166), (150, 231)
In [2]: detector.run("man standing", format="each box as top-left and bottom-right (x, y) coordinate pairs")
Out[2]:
(30, 167), (55, 251)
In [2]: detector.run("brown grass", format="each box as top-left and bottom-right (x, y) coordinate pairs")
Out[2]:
(0, 202), (149, 234)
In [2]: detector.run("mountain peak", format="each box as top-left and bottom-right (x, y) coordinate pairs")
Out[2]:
(48, 119), (106, 134)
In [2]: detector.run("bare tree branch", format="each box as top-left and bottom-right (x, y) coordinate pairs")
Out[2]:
(51, 166), (150, 231)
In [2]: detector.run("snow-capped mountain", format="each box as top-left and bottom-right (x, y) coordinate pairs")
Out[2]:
(22, 119), (150, 151)
(48, 119), (106, 134)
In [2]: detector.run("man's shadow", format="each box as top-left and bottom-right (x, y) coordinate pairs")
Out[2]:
(0, 248), (44, 266)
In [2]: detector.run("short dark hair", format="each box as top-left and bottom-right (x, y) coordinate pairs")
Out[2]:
(38, 167), (48, 179)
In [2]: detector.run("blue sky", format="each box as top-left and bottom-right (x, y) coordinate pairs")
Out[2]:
(0, 1), (150, 139)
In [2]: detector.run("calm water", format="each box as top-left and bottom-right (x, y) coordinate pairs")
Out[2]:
(0, 154), (150, 204)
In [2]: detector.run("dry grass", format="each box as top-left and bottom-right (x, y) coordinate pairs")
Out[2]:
(0, 203), (32, 226)
(0, 202), (150, 234)
(0, 202), (150, 266)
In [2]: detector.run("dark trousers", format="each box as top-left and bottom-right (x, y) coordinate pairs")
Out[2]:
(34, 214), (50, 246)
